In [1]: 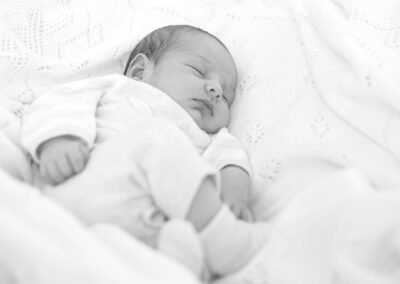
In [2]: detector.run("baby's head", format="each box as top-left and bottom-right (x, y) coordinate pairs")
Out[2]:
(124, 25), (237, 134)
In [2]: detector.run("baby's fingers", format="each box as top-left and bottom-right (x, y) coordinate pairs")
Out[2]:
(41, 162), (66, 185)
(68, 144), (89, 174)
(55, 154), (76, 180)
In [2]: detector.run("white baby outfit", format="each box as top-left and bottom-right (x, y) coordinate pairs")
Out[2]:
(0, 74), (268, 278)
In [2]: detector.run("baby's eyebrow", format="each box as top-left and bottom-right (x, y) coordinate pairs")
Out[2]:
(189, 54), (212, 65)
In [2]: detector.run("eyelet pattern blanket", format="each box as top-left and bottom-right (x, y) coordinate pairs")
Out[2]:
(1, 0), (400, 283)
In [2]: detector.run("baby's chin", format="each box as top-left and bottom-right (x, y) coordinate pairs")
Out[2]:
(187, 108), (222, 134)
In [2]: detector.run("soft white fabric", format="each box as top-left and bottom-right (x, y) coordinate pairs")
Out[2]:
(242, 0), (400, 221)
(1, 0), (400, 283)
(0, 169), (199, 284)
(215, 169), (400, 284)
(158, 219), (204, 277)
(203, 128), (251, 174)
(0, 132), (32, 183)
(200, 205), (269, 277)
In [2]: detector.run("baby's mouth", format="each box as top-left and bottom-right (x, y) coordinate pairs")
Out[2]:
(194, 99), (214, 116)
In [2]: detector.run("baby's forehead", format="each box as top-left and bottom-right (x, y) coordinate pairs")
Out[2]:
(168, 31), (237, 80)
(174, 30), (225, 49)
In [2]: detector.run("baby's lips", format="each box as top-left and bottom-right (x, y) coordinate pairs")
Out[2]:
(195, 99), (214, 116)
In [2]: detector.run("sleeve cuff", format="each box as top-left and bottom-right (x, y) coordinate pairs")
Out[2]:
(202, 128), (252, 174)
(22, 126), (95, 163)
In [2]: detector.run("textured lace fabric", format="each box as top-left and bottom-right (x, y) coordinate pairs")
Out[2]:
(1, 0), (400, 283)
(0, 0), (132, 102)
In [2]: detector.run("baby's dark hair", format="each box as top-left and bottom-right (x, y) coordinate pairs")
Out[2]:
(123, 25), (228, 75)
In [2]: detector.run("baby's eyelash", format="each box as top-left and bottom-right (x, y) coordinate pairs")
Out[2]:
(187, 64), (204, 76)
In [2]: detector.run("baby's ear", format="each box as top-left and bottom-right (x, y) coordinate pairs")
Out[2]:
(126, 53), (152, 80)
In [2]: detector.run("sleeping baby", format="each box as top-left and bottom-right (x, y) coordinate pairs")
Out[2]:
(1, 25), (269, 278)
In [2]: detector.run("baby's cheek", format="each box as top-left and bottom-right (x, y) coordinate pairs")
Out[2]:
(221, 108), (231, 127)
(187, 108), (204, 127)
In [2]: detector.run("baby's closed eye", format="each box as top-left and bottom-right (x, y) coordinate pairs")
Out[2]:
(222, 95), (229, 105)
(185, 64), (205, 76)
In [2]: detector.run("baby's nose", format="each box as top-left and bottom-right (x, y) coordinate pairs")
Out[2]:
(206, 84), (223, 100)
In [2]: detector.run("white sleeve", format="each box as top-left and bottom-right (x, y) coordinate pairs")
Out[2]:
(202, 128), (251, 174)
(21, 76), (118, 163)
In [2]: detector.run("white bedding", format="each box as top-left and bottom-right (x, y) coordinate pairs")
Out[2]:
(1, 0), (400, 283)
(0, 170), (198, 284)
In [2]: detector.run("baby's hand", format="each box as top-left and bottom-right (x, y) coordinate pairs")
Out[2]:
(38, 136), (89, 185)
(220, 166), (253, 221)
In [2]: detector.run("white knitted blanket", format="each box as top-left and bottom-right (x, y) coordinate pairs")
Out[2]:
(1, 0), (400, 283)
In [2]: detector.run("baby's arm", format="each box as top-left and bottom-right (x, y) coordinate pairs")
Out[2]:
(21, 76), (120, 184)
(220, 165), (252, 221)
(202, 128), (252, 220)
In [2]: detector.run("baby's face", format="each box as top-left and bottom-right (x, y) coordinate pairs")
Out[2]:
(143, 34), (237, 134)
